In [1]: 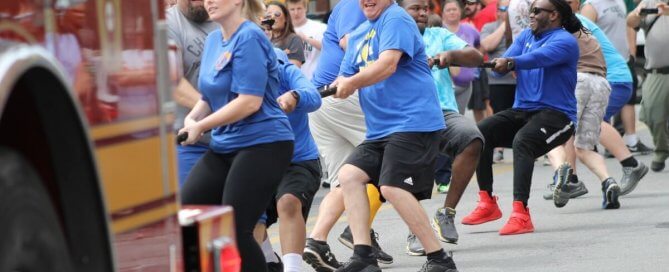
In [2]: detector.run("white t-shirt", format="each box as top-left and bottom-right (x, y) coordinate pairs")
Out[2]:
(294, 19), (327, 80)
(508, 0), (532, 40)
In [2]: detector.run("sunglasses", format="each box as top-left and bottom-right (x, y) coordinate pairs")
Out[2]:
(265, 11), (282, 18)
(498, 5), (508, 11)
(530, 7), (555, 15)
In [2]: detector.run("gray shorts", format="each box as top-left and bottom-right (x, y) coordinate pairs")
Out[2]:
(574, 72), (611, 150)
(439, 111), (485, 157)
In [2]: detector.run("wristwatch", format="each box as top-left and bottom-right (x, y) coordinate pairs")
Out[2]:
(290, 90), (301, 104)
(506, 58), (515, 70)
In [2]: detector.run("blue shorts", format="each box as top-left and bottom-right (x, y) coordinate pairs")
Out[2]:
(177, 144), (209, 187)
(605, 82), (633, 120)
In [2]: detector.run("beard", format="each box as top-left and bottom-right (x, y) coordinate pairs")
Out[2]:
(187, 4), (209, 23)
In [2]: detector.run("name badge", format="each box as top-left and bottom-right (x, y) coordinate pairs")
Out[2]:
(215, 51), (232, 71)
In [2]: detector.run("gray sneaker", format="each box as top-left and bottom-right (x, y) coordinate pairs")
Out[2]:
(432, 207), (458, 244)
(620, 162), (648, 196)
(601, 178), (621, 209)
(553, 163), (573, 208)
(406, 233), (425, 256)
(543, 176), (588, 200)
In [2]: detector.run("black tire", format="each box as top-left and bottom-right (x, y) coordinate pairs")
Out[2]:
(0, 147), (74, 272)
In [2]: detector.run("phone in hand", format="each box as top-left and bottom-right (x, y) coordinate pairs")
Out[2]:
(640, 8), (659, 15)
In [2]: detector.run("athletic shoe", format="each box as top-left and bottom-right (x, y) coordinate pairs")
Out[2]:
(338, 227), (393, 264)
(418, 258), (459, 272)
(370, 230), (393, 264)
(628, 141), (653, 155)
(437, 183), (450, 194)
(338, 226), (353, 249)
(553, 163), (573, 208)
(406, 233), (425, 256)
(304, 238), (342, 272)
(493, 149), (504, 163)
(601, 178), (621, 209)
(499, 201), (534, 235)
(433, 207), (458, 244)
(620, 162), (648, 195)
(542, 175), (588, 200)
(461, 191), (502, 225)
(335, 256), (380, 272)
(651, 160), (665, 172)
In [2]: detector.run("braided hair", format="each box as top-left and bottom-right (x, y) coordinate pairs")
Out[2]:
(548, 0), (589, 34)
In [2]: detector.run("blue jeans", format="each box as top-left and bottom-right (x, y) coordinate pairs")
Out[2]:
(177, 144), (209, 188)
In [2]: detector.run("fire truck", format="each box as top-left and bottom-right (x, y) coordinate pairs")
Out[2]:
(0, 1), (239, 271)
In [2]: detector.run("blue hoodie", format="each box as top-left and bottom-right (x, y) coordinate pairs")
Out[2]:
(502, 28), (579, 122)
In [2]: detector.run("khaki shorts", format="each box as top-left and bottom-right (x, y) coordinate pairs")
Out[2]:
(574, 73), (611, 150)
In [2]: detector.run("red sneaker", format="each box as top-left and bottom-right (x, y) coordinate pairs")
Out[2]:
(499, 201), (534, 235)
(462, 191), (503, 225)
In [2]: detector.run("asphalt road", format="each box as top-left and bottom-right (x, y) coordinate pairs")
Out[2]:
(268, 123), (669, 272)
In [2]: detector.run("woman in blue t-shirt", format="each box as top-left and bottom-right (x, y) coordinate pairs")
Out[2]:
(178, 0), (294, 270)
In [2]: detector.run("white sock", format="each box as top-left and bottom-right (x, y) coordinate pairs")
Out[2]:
(262, 239), (279, 263)
(282, 253), (303, 272)
(623, 134), (639, 146)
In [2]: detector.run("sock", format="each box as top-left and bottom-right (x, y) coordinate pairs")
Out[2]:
(427, 249), (447, 262)
(621, 156), (638, 168)
(623, 134), (639, 146)
(367, 184), (382, 227)
(282, 253), (302, 272)
(353, 245), (375, 261)
(570, 174), (579, 184)
(262, 239), (279, 263)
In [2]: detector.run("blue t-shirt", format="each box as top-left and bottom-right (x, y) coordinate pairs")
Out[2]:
(199, 21), (294, 153)
(274, 48), (321, 162)
(340, 4), (445, 140)
(503, 28), (579, 122)
(422, 27), (469, 113)
(576, 14), (632, 83)
(311, 0), (366, 87)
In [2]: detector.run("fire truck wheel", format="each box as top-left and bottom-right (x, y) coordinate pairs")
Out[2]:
(0, 147), (74, 272)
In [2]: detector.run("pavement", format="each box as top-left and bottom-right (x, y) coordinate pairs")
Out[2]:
(267, 123), (669, 272)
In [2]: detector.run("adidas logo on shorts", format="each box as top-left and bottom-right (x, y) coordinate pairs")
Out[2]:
(404, 177), (414, 186)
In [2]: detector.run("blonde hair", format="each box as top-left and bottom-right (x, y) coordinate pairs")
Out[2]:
(243, 0), (265, 24)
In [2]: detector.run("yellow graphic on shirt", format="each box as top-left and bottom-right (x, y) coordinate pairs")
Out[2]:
(355, 29), (377, 70)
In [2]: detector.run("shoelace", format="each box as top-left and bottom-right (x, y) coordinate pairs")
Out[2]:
(370, 231), (381, 247)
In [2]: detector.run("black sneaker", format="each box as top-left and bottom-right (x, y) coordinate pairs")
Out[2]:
(406, 233), (425, 256)
(553, 163), (573, 208)
(601, 178), (621, 210)
(417, 255), (458, 272)
(628, 141), (653, 155)
(338, 227), (393, 264)
(338, 226), (354, 249)
(432, 207), (458, 244)
(620, 162), (648, 195)
(304, 238), (342, 272)
(651, 160), (665, 172)
(335, 256), (380, 272)
(370, 230), (393, 264)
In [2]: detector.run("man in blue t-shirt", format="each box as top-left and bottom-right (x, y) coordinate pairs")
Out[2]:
(460, 0), (581, 236)
(332, 0), (456, 271)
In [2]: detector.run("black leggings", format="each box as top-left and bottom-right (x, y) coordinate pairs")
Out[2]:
(181, 141), (293, 272)
(476, 109), (574, 203)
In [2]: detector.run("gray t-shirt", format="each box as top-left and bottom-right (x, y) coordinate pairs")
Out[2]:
(639, 0), (669, 69)
(584, 0), (630, 61)
(166, 6), (218, 130)
(481, 21), (516, 85)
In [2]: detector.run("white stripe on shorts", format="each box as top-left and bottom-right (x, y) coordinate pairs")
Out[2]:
(545, 121), (574, 144)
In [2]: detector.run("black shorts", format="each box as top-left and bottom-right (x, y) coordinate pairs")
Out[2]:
(345, 131), (440, 202)
(265, 159), (321, 228)
(468, 70), (490, 110)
